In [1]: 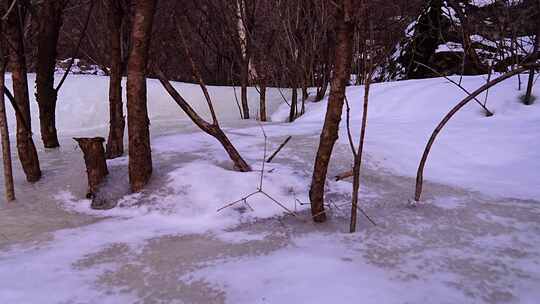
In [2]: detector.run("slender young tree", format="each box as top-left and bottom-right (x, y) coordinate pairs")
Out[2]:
(236, 0), (252, 119)
(35, 0), (66, 148)
(3, 2), (41, 182)
(0, 35), (15, 201)
(126, 0), (156, 192)
(105, 0), (126, 159)
(309, 0), (354, 222)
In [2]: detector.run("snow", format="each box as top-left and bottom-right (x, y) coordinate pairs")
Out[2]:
(183, 233), (474, 304)
(273, 75), (540, 200)
(1, 73), (539, 303)
(436, 42), (464, 53)
(4, 74), (289, 136)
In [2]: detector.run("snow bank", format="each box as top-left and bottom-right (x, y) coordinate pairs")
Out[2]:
(4, 72), (537, 200)
(1, 73), (539, 303)
(6, 72), (537, 200)
(275, 75), (540, 200)
(4, 74), (288, 137)
(59, 129), (310, 230)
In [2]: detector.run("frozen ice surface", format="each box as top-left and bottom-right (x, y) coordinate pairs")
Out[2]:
(1, 74), (539, 303)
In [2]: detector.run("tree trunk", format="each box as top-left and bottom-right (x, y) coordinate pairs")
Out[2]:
(523, 25), (539, 105)
(315, 31), (334, 102)
(309, 1), (353, 222)
(0, 48), (15, 201)
(126, 0), (156, 192)
(289, 83), (298, 122)
(240, 59), (250, 119)
(301, 82), (308, 115)
(74, 137), (117, 210)
(259, 82), (267, 121)
(350, 71), (372, 233)
(105, 0), (125, 159)
(156, 69), (251, 172)
(316, 78), (329, 101)
(212, 126), (251, 172)
(4, 5), (41, 183)
(35, 0), (62, 148)
(524, 68), (536, 105)
(74, 137), (108, 197)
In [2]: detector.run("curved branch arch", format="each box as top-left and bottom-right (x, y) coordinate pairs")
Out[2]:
(414, 63), (540, 201)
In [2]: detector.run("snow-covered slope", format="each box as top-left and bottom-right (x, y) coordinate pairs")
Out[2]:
(274, 75), (540, 200)
(4, 74), (288, 136)
(4, 73), (538, 200)
(2, 73), (539, 304)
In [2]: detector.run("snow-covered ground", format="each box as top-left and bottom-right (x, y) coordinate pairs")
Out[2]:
(0, 74), (539, 303)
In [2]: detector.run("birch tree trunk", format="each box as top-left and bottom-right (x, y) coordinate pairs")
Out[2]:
(309, 0), (353, 222)
(127, 0), (156, 192)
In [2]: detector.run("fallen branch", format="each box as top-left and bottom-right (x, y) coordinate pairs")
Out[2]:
(266, 136), (292, 163)
(309, 200), (377, 226)
(335, 170), (353, 181)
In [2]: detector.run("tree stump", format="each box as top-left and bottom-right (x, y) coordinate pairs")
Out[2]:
(74, 137), (109, 199)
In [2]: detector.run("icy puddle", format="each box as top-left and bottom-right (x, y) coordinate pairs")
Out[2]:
(1, 119), (539, 304)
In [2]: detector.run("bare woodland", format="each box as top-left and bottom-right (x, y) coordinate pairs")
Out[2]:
(0, 0), (539, 234)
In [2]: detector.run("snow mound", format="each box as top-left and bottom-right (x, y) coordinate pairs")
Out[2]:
(275, 75), (540, 200)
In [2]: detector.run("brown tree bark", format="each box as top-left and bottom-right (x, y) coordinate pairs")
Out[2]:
(0, 45), (15, 201)
(309, 1), (354, 222)
(156, 69), (251, 172)
(105, 0), (125, 159)
(350, 66), (372, 233)
(315, 31), (334, 102)
(240, 59), (250, 119)
(74, 137), (109, 197)
(4, 4), (41, 182)
(259, 82), (267, 121)
(288, 83), (298, 122)
(316, 77), (329, 102)
(35, 0), (63, 148)
(301, 82), (308, 115)
(523, 23), (539, 105)
(74, 137), (117, 210)
(126, 0), (156, 192)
